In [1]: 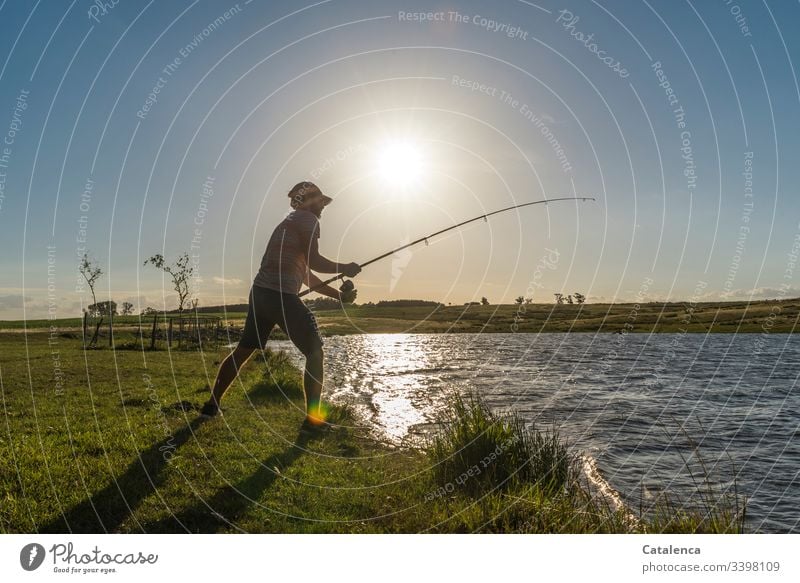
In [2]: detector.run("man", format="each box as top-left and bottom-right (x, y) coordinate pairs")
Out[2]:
(200, 182), (360, 432)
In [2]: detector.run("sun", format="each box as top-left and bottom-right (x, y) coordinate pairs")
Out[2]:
(376, 141), (424, 187)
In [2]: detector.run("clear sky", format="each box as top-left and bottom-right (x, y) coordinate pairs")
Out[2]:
(1, 0), (798, 318)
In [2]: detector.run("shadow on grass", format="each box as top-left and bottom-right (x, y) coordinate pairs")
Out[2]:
(39, 417), (208, 534)
(140, 430), (311, 533)
(245, 351), (304, 406)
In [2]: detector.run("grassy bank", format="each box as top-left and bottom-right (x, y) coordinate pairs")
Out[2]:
(0, 333), (743, 533)
(3, 298), (799, 334)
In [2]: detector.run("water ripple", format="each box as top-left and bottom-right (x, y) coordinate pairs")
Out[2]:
(274, 333), (800, 533)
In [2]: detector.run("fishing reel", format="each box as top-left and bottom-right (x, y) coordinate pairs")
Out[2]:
(338, 279), (357, 304)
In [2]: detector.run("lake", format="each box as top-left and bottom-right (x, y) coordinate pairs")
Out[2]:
(273, 332), (799, 533)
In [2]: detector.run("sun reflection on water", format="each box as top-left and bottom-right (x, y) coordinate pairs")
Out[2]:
(344, 334), (432, 440)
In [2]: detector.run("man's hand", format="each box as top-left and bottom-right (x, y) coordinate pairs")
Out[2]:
(339, 286), (358, 304)
(340, 262), (361, 278)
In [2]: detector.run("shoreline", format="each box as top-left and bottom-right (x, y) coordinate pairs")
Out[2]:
(3, 327), (797, 334)
(0, 331), (747, 533)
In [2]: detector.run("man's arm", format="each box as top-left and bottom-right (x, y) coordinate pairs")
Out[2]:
(304, 271), (356, 302)
(307, 237), (361, 277)
(307, 237), (341, 273)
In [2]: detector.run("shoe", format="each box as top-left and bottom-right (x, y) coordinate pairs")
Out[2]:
(199, 401), (222, 418)
(299, 417), (337, 436)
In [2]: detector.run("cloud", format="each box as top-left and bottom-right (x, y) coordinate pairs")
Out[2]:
(212, 276), (243, 286)
(719, 285), (800, 301)
(586, 285), (800, 304)
(0, 294), (30, 310)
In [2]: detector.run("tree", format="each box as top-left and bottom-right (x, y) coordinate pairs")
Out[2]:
(481, 296), (490, 305)
(142, 307), (158, 316)
(144, 253), (195, 317)
(79, 253), (103, 308)
(88, 301), (117, 316)
(304, 297), (342, 311)
(79, 253), (104, 347)
(566, 295), (574, 304)
(573, 292), (586, 304)
(515, 296), (525, 305)
(524, 297), (532, 305)
(121, 301), (134, 315)
(554, 293), (564, 304)
(374, 299), (441, 308)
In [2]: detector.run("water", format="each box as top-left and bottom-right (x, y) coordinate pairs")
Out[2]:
(272, 333), (800, 532)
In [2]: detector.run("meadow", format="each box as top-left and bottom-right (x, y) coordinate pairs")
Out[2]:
(0, 332), (744, 533)
(2, 298), (798, 335)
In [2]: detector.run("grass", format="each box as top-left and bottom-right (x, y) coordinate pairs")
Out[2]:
(311, 299), (800, 334)
(641, 424), (747, 534)
(4, 298), (799, 334)
(0, 332), (745, 533)
(426, 392), (575, 497)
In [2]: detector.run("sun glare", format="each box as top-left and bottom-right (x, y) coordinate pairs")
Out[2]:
(376, 141), (423, 187)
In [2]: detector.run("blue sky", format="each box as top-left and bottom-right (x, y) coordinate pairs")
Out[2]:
(1, 0), (798, 318)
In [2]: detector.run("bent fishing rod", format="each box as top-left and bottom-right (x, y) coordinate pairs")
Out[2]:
(299, 196), (596, 297)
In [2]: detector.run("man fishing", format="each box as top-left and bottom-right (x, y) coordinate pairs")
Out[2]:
(200, 181), (360, 432)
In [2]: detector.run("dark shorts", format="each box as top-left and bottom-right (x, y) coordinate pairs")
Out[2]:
(238, 285), (323, 355)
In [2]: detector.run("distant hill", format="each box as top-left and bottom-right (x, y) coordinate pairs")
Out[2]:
(4, 298), (799, 332)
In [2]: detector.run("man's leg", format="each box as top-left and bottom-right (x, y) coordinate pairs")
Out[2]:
(303, 344), (324, 423)
(203, 286), (271, 416)
(279, 294), (326, 424)
(208, 345), (256, 407)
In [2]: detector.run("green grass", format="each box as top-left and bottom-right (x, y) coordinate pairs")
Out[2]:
(426, 392), (574, 497)
(0, 333), (745, 533)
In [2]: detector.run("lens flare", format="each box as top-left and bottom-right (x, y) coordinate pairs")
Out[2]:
(307, 402), (329, 425)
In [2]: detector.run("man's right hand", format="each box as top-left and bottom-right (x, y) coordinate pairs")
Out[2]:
(340, 262), (361, 277)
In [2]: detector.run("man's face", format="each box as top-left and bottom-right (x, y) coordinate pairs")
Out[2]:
(303, 193), (328, 217)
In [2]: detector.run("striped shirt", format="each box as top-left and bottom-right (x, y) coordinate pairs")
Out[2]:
(253, 209), (320, 294)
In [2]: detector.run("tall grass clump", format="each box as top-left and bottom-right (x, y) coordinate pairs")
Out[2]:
(248, 349), (304, 403)
(642, 428), (747, 533)
(426, 391), (577, 497)
(645, 489), (745, 534)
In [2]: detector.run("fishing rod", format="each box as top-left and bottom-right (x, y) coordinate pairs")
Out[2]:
(299, 196), (596, 297)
